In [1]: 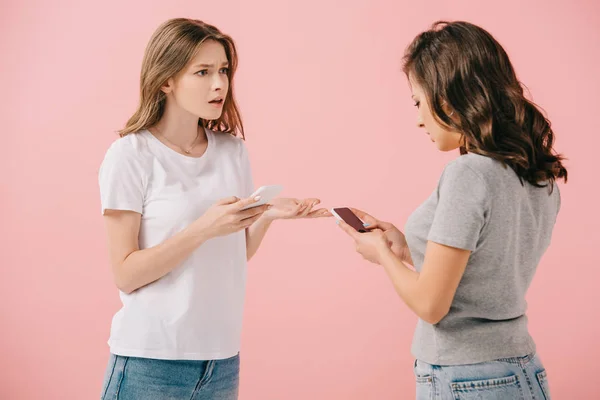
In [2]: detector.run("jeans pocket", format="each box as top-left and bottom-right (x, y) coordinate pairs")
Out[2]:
(101, 355), (128, 400)
(100, 354), (117, 400)
(536, 370), (551, 400)
(414, 360), (433, 400)
(450, 374), (523, 400)
(415, 374), (433, 400)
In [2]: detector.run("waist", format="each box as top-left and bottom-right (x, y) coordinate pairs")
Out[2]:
(412, 315), (536, 365)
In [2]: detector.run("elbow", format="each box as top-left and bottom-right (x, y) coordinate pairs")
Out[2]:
(112, 256), (138, 294)
(113, 267), (137, 294)
(114, 278), (136, 295)
(419, 303), (449, 325)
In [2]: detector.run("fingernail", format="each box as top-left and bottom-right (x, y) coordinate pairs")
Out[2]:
(254, 196), (261, 201)
(336, 220), (340, 225)
(363, 223), (370, 227)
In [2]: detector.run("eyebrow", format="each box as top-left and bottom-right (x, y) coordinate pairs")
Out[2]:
(192, 61), (229, 68)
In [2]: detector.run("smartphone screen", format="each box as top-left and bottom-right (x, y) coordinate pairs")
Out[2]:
(333, 207), (367, 232)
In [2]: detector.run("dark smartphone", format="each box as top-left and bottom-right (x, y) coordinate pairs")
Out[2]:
(332, 207), (367, 233)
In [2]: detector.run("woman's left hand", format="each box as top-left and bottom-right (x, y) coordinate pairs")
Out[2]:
(337, 220), (391, 264)
(263, 198), (332, 221)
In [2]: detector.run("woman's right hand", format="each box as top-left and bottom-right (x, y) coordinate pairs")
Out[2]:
(192, 196), (269, 240)
(350, 208), (412, 265)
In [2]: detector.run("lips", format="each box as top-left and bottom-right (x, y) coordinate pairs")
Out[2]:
(209, 97), (223, 104)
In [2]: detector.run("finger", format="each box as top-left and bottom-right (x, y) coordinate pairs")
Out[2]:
(337, 220), (360, 239)
(349, 208), (393, 229)
(292, 200), (304, 214)
(216, 196), (240, 206)
(349, 208), (378, 224)
(302, 198), (320, 216)
(363, 222), (381, 230)
(234, 195), (263, 210)
(239, 212), (264, 228)
(238, 204), (269, 219)
(307, 208), (332, 218)
(300, 202), (315, 217)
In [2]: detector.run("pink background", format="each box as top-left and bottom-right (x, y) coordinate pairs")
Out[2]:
(2, 0), (599, 398)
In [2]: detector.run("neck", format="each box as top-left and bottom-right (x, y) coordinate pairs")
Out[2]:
(153, 101), (206, 146)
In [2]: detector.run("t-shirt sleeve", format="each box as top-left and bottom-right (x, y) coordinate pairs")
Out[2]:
(239, 140), (255, 198)
(427, 161), (490, 251)
(98, 143), (145, 215)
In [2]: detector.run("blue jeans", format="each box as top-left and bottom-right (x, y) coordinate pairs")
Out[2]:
(100, 353), (240, 400)
(414, 353), (551, 399)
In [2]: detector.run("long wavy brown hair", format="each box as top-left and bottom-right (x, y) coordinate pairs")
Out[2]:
(119, 18), (244, 138)
(403, 21), (567, 188)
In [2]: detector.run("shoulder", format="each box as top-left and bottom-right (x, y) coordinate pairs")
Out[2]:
(443, 153), (508, 184)
(107, 131), (151, 155)
(100, 132), (153, 174)
(437, 154), (493, 203)
(209, 129), (248, 156)
(210, 129), (245, 146)
(104, 131), (154, 161)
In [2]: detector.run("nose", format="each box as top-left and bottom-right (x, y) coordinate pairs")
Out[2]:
(212, 74), (226, 92)
(416, 118), (424, 129)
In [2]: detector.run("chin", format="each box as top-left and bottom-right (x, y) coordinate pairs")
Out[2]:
(435, 142), (460, 152)
(198, 110), (223, 121)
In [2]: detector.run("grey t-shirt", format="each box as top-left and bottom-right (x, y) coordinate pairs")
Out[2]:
(404, 153), (561, 365)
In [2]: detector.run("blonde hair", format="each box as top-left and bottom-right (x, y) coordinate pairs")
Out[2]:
(120, 18), (244, 138)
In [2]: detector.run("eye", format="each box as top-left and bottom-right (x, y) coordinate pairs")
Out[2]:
(219, 67), (229, 74)
(413, 100), (420, 108)
(196, 69), (208, 76)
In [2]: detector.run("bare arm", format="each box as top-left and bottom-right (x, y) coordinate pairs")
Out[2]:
(103, 197), (267, 294)
(378, 241), (470, 324)
(245, 215), (274, 261)
(103, 210), (207, 294)
(337, 220), (470, 325)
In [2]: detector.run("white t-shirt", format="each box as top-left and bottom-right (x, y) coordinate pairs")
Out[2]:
(98, 128), (254, 360)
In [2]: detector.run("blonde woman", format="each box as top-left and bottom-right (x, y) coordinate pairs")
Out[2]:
(99, 18), (330, 400)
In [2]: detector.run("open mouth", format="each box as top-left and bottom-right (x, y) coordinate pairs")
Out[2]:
(209, 98), (224, 105)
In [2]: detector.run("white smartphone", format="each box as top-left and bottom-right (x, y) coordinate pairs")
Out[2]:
(240, 185), (284, 210)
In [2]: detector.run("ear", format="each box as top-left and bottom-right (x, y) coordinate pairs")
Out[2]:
(440, 99), (454, 115)
(160, 77), (175, 94)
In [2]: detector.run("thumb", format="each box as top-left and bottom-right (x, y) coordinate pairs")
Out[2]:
(337, 220), (359, 240)
(235, 195), (262, 210)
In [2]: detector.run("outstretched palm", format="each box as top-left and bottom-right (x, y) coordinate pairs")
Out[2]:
(264, 198), (332, 220)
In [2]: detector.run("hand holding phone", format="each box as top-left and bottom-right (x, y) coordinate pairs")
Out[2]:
(240, 185), (284, 210)
(331, 207), (368, 233)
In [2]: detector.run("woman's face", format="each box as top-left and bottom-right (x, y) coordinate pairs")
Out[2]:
(163, 39), (230, 121)
(409, 76), (462, 152)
